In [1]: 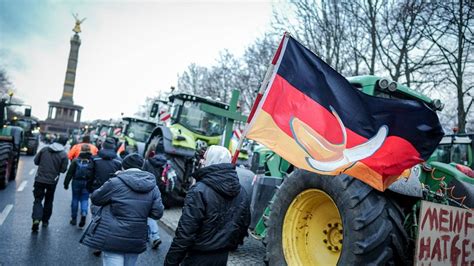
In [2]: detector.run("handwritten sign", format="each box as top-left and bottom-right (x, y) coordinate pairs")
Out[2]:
(416, 201), (474, 266)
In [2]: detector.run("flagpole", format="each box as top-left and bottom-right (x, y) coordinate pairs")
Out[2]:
(231, 33), (289, 164)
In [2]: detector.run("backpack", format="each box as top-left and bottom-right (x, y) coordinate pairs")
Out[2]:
(74, 158), (94, 180)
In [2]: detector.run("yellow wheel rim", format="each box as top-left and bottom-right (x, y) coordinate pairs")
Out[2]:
(283, 189), (343, 265)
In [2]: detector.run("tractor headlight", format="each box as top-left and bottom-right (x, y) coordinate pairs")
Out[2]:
(378, 78), (389, 89)
(432, 99), (444, 111)
(388, 82), (397, 92)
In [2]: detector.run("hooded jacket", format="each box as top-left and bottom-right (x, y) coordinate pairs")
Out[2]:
(88, 148), (122, 192)
(142, 154), (167, 186)
(34, 143), (69, 184)
(164, 163), (250, 266)
(80, 169), (164, 254)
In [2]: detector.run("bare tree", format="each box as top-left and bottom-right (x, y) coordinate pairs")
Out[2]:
(422, 0), (473, 133)
(0, 67), (12, 95)
(177, 63), (210, 95)
(376, 0), (442, 88)
(272, 0), (352, 73)
(343, 0), (384, 75)
(227, 33), (279, 111)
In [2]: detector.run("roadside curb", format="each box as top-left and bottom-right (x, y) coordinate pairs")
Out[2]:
(158, 208), (182, 237)
(157, 219), (175, 237)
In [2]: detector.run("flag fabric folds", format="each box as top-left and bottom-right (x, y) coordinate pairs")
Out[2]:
(246, 34), (444, 191)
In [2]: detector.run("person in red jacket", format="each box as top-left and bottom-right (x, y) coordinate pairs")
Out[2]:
(68, 135), (98, 160)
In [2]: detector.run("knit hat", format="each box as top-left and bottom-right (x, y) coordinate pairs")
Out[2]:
(55, 135), (68, 146)
(122, 153), (145, 170)
(82, 135), (91, 143)
(102, 137), (116, 150)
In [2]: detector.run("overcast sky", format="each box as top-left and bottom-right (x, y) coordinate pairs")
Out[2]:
(0, 0), (274, 121)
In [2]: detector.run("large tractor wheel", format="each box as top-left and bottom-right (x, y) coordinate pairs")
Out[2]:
(9, 150), (20, 181)
(264, 170), (408, 265)
(26, 145), (37, 156)
(0, 142), (13, 189)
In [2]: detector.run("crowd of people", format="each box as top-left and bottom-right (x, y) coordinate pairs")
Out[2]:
(30, 134), (251, 266)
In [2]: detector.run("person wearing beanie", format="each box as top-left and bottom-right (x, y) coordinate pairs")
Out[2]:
(80, 153), (164, 266)
(64, 144), (94, 228)
(164, 145), (250, 266)
(31, 134), (69, 232)
(87, 137), (122, 193)
(68, 135), (98, 160)
(85, 137), (122, 257)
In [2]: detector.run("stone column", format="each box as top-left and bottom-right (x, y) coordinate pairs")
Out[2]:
(76, 110), (81, 123)
(60, 33), (81, 104)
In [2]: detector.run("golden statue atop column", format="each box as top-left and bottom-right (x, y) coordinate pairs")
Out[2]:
(72, 13), (86, 33)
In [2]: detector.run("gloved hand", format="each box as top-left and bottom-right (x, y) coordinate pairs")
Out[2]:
(64, 185), (69, 190)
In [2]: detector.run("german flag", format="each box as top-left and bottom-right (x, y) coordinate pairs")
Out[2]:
(246, 34), (444, 191)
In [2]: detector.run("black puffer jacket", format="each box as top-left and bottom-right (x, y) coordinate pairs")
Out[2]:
(80, 169), (164, 254)
(88, 149), (122, 192)
(164, 163), (250, 265)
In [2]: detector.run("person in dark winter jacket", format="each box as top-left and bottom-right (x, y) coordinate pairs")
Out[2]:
(31, 135), (69, 232)
(142, 153), (168, 249)
(164, 145), (251, 266)
(64, 144), (94, 228)
(80, 153), (164, 266)
(86, 137), (122, 257)
(87, 137), (122, 193)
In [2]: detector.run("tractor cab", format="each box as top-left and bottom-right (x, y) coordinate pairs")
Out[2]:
(119, 117), (157, 156)
(430, 134), (473, 168)
(148, 93), (230, 156)
(10, 117), (40, 155)
(168, 94), (227, 137)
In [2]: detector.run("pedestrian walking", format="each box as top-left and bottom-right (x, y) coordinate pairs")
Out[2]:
(87, 137), (122, 193)
(64, 144), (94, 228)
(142, 153), (168, 249)
(31, 135), (69, 232)
(80, 153), (164, 266)
(164, 145), (251, 266)
(68, 135), (98, 160)
(86, 137), (122, 257)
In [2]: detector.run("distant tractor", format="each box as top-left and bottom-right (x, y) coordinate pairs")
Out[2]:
(118, 116), (157, 157)
(10, 117), (40, 156)
(0, 96), (32, 189)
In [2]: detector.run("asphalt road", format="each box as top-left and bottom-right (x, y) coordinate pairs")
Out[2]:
(0, 149), (172, 266)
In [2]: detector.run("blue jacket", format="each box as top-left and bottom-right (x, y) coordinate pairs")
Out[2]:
(88, 149), (122, 192)
(80, 169), (164, 253)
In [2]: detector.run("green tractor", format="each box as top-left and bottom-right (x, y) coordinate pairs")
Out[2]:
(117, 116), (157, 157)
(0, 97), (31, 189)
(10, 117), (40, 156)
(145, 92), (250, 207)
(247, 75), (474, 265)
(429, 133), (473, 169)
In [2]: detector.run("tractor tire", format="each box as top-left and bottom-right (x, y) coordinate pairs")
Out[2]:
(26, 145), (37, 156)
(0, 142), (13, 189)
(264, 169), (409, 266)
(9, 150), (20, 181)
